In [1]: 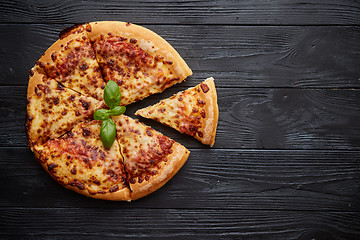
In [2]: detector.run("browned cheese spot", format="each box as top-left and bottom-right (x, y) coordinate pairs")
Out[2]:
(146, 127), (153, 137)
(48, 163), (58, 172)
(82, 127), (91, 137)
(200, 83), (210, 93)
(70, 166), (77, 175)
(51, 53), (57, 62)
(200, 109), (206, 118)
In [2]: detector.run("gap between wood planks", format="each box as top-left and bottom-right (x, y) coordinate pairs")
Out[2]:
(1, 22), (360, 26)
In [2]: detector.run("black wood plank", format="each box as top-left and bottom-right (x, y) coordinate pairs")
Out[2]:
(0, 208), (359, 239)
(1, 24), (359, 88)
(2, 86), (359, 149)
(1, 148), (359, 211)
(0, 0), (359, 25)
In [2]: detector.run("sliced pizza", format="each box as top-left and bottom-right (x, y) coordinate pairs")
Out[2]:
(34, 24), (105, 100)
(135, 77), (218, 146)
(26, 70), (105, 149)
(86, 21), (193, 105)
(112, 115), (190, 200)
(33, 120), (131, 201)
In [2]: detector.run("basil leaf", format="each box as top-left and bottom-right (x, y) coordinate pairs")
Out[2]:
(104, 80), (121, 109)
(109, 106), (126, 116)
(100, 118), (116, 149)
(93, 109), (110, 120)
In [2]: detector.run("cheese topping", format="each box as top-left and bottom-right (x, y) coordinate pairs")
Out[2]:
(26, 77), (104, 146)
(36, 31), (105, 100)
(135, 77), (218, 146)
(34, 121), (129, 197)
(92, 35), (183, 105)
(112, 115), (175, 184)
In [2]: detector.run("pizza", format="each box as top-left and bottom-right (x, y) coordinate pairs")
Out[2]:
(135, 77), (218, 146)
(26, 21), (196, 201)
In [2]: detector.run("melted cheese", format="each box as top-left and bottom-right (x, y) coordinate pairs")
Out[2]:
(112, 115), (175, 184)
(36, 32), (105, 100)
(26, 78), (104, 146)
(135, 77), (216, 144)
(92, 36), (184, 105)
(34, 121), (129, 198)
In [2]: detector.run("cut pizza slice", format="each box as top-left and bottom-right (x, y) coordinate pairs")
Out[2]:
(135, 77), (218, 147)
(26, 70), (105, 149)
(34, 24), (105, 100)
(86, 21), (193, 105)
(33, 120), (131, 201)
(112, 115), (190, 200)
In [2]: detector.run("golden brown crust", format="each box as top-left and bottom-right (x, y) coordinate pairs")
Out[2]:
(130, 142), (190, 200)
(27, 69), (46, 98)
(34, 28), (87, 75)
(86, 21), (192, 79)
(196, 77), (218, 146)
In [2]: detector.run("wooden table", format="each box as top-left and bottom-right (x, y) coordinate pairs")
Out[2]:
(1, 1), (359, 239)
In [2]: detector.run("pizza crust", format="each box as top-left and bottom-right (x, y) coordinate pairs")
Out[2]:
(130, 142), (190, 200)
(27, 69), (46, 98)
(196, 77), (218, 146)
(86, 21), (193, 80)
(34, 27), (87, 75)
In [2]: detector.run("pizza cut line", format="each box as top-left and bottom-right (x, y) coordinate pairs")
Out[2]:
(26, 21), (217, 201)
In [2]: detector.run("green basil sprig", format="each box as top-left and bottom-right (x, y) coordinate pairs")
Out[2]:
(93, 80), (126, 149)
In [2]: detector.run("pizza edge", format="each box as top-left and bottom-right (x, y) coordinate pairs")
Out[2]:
(86, 21), (193, 80)
(33, 27), (88, 76)
(129, 141), (190, 201)
(197, 77), (219, 147)
(27, 69), (46, 98)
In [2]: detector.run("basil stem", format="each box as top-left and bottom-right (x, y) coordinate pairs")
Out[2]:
(100, 118), (116, 149)
(108, 106), (126, 116)
(93, 109), (110, 120)
(104, 80), (121, 109)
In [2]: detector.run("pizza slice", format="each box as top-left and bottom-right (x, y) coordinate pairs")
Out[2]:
(33, 120), (131, 201)
(86, 21), (193, 105)
(112, 115), (190, 200)
(26, 70), (105, 149)
(34, 24), (105, 100)
(135, 77), (218, 146)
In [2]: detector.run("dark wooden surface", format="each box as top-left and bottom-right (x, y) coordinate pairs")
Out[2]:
(0, 1), (359, 239)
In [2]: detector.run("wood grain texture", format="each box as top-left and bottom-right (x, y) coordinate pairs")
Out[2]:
(1, 24), (359, 88)
(1, 2), (359, 239)
(2, 86), (359, 149)
(1, 148), (359, 211)
(0, 208), (359, 240)
(0, 0), (359, 25)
